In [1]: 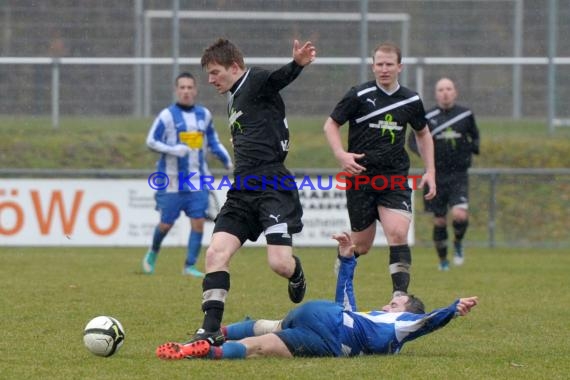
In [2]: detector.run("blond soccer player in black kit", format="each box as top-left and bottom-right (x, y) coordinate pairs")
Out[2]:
(162, 38), (316, 347)
(409, 78), (480, 271)
(324, 42), (436, 297)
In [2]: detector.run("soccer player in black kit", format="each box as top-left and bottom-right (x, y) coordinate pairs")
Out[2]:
(324, 42), (436, 297)
(169, 38), (317, 347)
(409, 78), (480, 271)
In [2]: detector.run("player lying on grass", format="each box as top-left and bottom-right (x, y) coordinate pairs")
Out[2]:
(156, 232), (478, 359)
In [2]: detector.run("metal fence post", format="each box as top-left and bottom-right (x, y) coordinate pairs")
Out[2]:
(51, 58), (60, 129)
(512, 0), (523, 119)
(171, 0), (180, 101)
(488, 172), (498, 248)
(415, 59), (424, 98)
(547, 0), (558, 134)
(133, 0), (144, 117)
(359, 0), (369, 84)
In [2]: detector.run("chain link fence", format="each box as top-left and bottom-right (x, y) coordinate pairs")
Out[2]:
(1, 0), (569, 119)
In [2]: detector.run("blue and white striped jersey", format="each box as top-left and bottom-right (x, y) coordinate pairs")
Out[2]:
(146, 103), (232, 192)
(334, 256), (459, 356)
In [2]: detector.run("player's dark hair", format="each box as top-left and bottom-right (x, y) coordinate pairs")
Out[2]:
(175, 72), (195, 86)
(201, 38), (245, 70)
(372, 42), (402, 64)
(405, 294), (425, 314)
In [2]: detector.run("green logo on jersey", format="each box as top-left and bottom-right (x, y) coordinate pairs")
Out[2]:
(228, 107), (244, 133)
(442, 127), (458, 149)
(368, 113), (403, 144)
(381, 113), (397, 144)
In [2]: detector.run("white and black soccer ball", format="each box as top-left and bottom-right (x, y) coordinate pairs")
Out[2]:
(83, 316), (125, 357)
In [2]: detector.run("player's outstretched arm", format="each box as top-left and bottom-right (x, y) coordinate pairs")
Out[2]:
(397, 297), (479, 344)
(456, 296), (478, 316)
(292, 39), (316, 66)
(332, 232), (355, 258)
(267, 40), (315, 91)
(332, 232), (358, 311)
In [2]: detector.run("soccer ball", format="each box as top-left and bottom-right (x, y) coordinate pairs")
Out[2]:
(83, 316), (125, 357)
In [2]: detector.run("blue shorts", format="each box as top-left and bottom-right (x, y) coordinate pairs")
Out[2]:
(275, 300), (344, 357)
(155, 190), (209, 224)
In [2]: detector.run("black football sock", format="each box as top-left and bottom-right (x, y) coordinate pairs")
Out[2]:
(433, 225), (448, 261)
(389, 245), (411, 293)
(453, 219), (469, 242)
(201, 271), (230, 332)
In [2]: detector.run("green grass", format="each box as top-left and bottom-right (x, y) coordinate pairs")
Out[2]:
(1, 116), (570, 169)
(1, 246), (569, 379)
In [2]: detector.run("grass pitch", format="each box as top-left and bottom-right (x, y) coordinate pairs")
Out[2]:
(1, 245), (569, 379)
(2, 116), (570, 169)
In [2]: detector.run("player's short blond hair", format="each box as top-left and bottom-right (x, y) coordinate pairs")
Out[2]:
(372, 42), (402, 64)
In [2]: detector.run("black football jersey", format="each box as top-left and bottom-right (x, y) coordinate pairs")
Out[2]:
(330, 82), (427, 175)
(424, 104), (480, 173)
(227, 62), (304, 177)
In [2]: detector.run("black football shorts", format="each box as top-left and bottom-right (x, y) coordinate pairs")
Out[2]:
(213, 188), (303, 244)
(424, 172), (469, 217)
(346, 187), (412, 232)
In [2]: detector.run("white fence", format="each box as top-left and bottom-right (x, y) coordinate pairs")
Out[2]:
(1, 56), (570, 131)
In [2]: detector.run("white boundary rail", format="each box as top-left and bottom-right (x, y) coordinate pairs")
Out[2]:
(1, 56), (569, 129)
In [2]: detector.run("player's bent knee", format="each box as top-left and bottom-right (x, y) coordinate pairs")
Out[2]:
(158, 223), (173, 233)
(385, 231), (408, 245)
(205, 233), (242, 270)
(205, 246), (232, 270)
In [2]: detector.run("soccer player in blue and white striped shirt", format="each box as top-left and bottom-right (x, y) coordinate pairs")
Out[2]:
(142, 72), (232, 277)
(156, 232), (478, 360)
